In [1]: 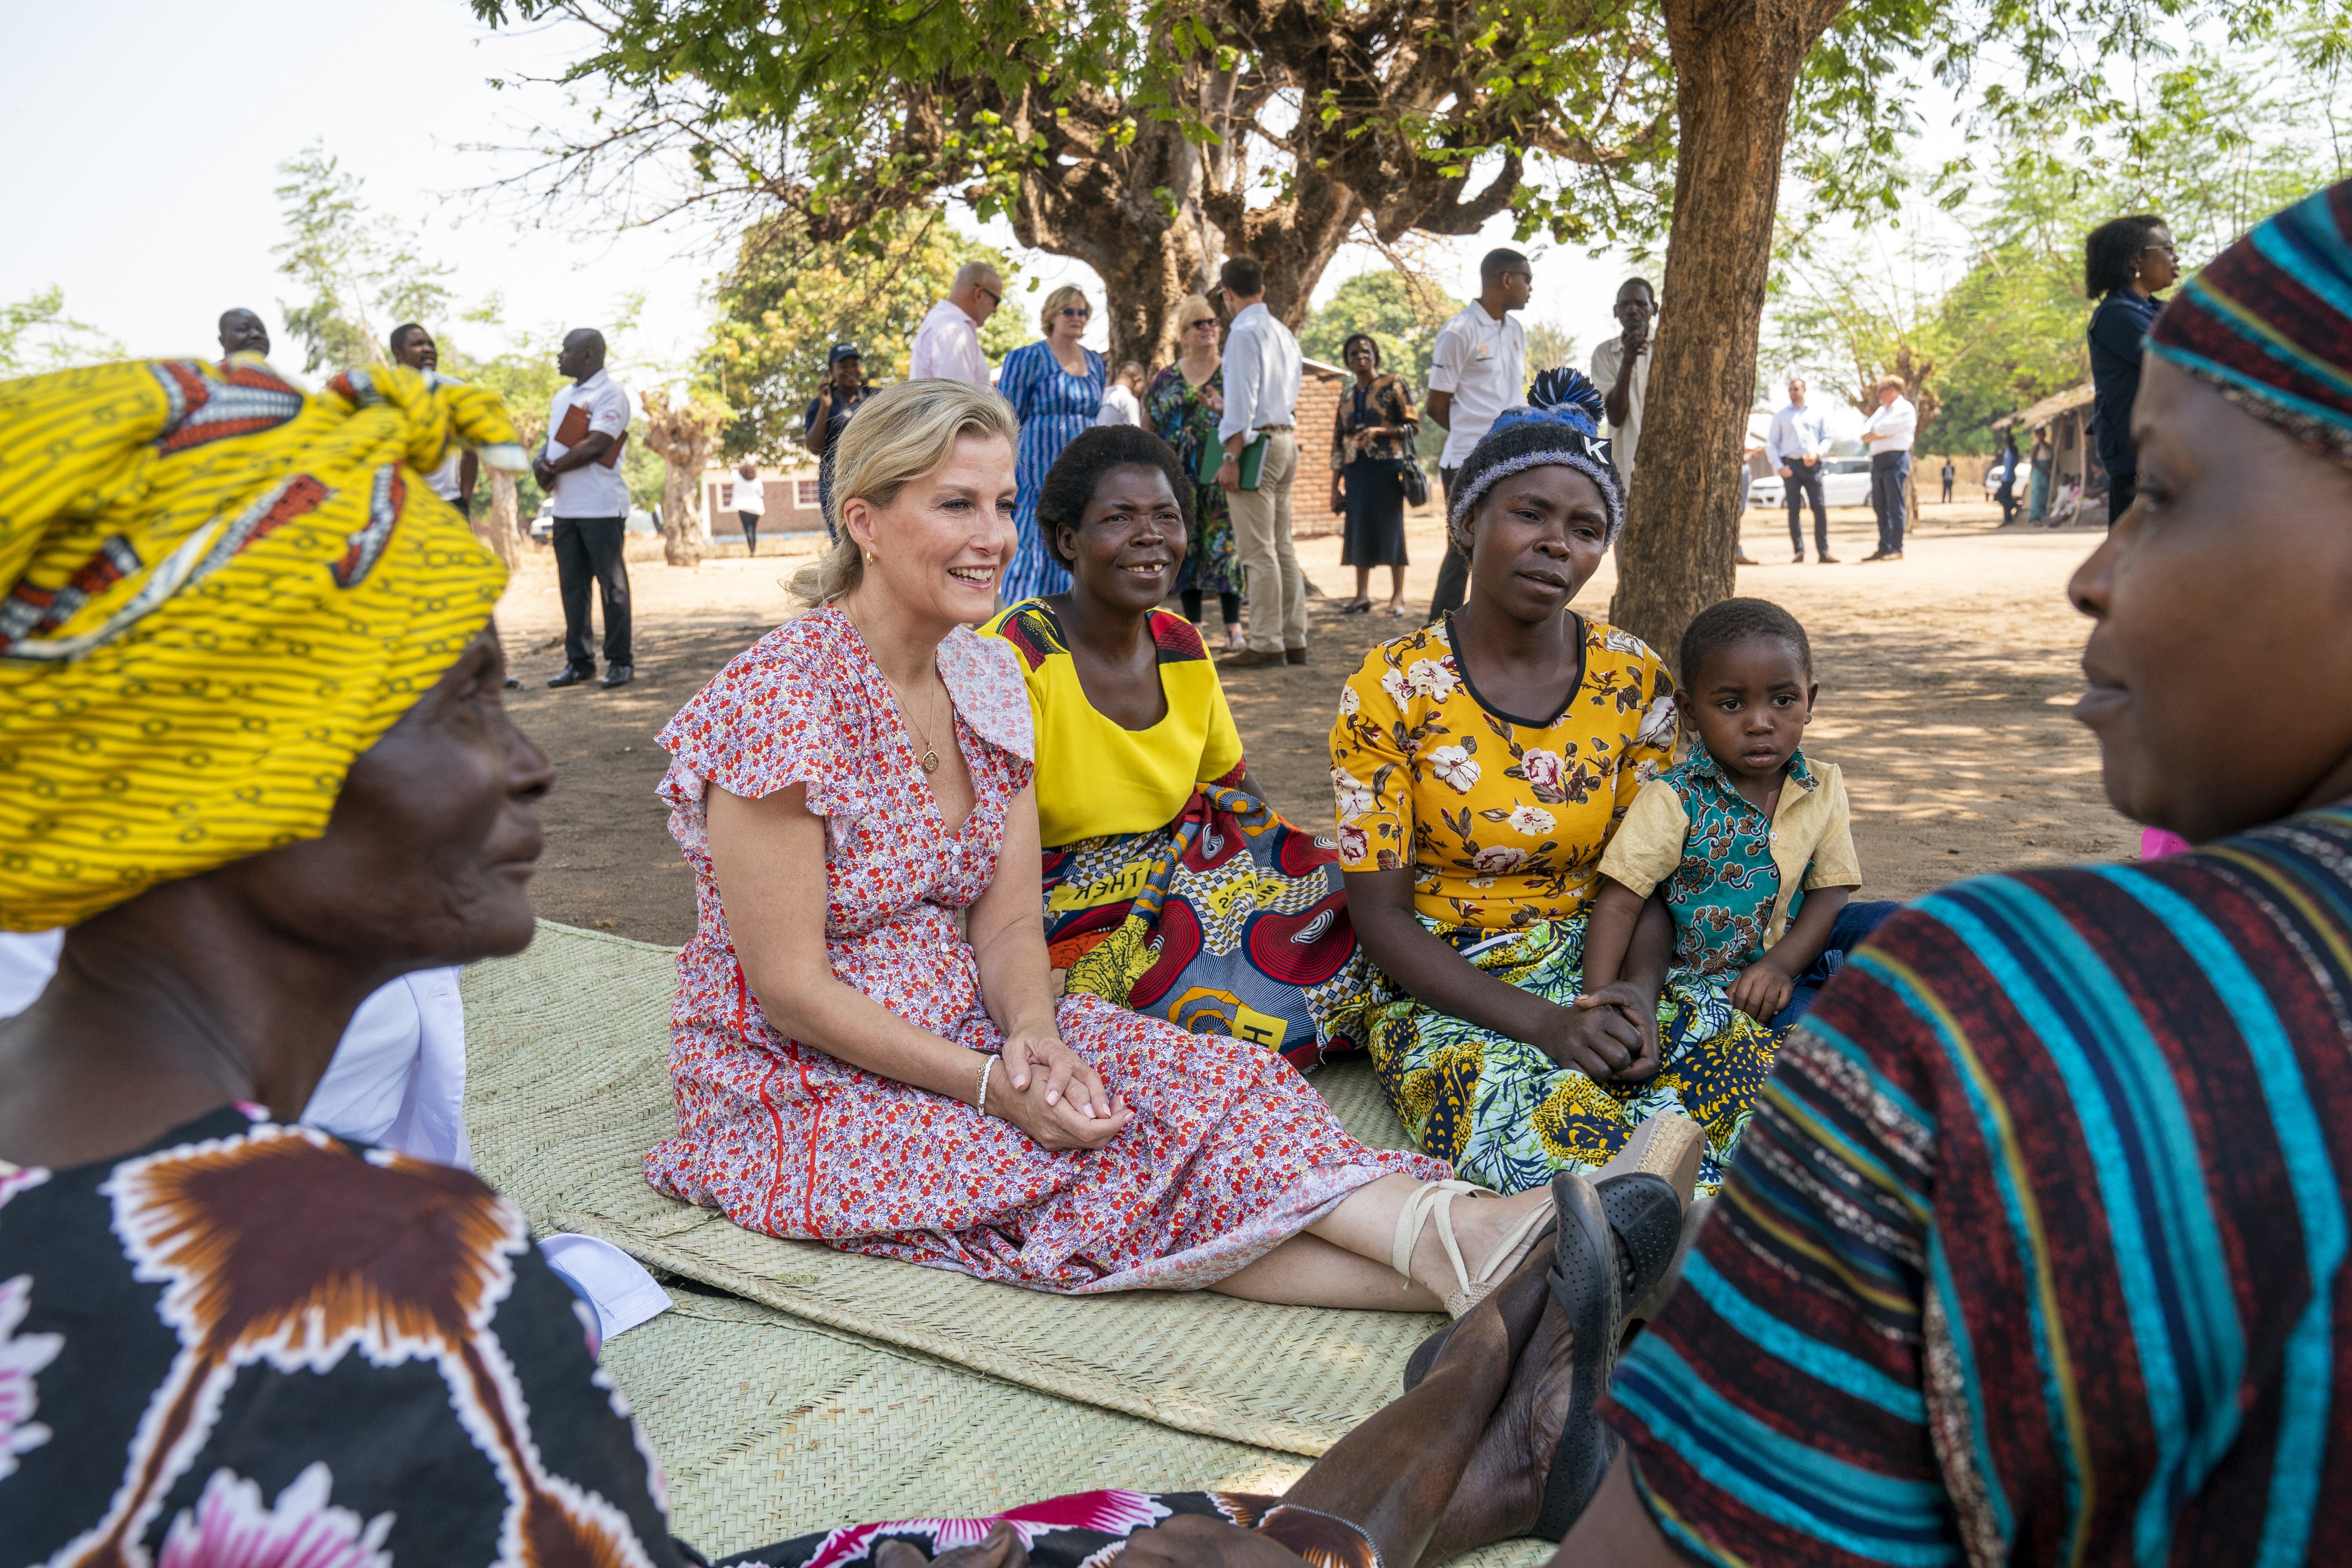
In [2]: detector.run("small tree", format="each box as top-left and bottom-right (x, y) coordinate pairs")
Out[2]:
(638, 388), (732, 566)
(272, 144), (456, 374)
(0, 288), (120, 376)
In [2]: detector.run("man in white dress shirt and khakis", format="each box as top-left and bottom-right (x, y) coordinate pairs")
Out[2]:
(1424, 247), (1532, 620)
(909, 262), (1004, 387)
(1214, 256), (1308, 668)
(1859, 375), (1918, 561)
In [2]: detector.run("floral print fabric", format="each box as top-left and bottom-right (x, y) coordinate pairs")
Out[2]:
(726, 1489), (1379, 1568)
(649, 606), (1440, 1294)
(1327, 615), (1679, 928)
(0, 1105), (682, 1565)
(1145, 364), (1241, 598)
(1332, 615), (1774, 1195)
(1363, 919), (1780, 1195)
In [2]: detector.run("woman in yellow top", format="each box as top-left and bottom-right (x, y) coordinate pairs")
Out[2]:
(983, 425), (1372, 1068)
(1330, 377), (1777, 1194)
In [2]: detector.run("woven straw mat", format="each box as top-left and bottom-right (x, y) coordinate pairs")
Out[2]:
(615, 1287), (1546, 1565)
(462, 921), (1455, 1458)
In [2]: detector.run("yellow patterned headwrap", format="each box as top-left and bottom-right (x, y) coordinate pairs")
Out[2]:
(0, 356), (527, 931)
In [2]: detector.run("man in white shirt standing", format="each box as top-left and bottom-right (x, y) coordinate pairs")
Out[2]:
(1859, 374), (1918, 562)
(909, 262), (1003, 387)
(1424, 247), (1531, 620)
(388, 323), (478, 518)
(1214, 256), (1308, 668)
(1588, 278), (1656, 486)
(1766, 376), (1837, 563)
(533, 328), (636, 688)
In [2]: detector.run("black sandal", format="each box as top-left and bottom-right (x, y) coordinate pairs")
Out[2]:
(1399, 1171), (1681, 1392)
(1532, 1170), (1626, 1540)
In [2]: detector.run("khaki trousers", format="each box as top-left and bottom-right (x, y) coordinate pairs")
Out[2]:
(1227, 432), (1306, 653)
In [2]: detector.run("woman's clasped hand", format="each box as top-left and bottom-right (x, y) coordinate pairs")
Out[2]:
(985, 1025), (1132, 1150)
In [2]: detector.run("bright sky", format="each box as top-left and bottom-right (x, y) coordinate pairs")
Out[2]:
(0, 0), (1940, 431)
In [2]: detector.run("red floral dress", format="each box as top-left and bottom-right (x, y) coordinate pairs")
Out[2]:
(648, 606), (1442, 1292)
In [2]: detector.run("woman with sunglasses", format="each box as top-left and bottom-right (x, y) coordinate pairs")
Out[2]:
(1147, 294), (1245, 651)
(999, 284), (1108, 601)
(2084, 214), (2180, 524)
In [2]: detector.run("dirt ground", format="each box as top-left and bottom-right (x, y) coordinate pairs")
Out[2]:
(494, 497), (2131, 948)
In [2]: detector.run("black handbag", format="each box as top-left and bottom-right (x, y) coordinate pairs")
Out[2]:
(1394, 456), (1430, 508)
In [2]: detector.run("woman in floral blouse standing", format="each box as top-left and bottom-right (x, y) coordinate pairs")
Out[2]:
(1147, 295), (1245, 651)
(1329, 377), (1778, 1196)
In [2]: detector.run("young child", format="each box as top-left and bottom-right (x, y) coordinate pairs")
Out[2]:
(1583, 597), (1881, 1031)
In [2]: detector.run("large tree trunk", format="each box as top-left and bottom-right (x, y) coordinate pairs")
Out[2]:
(637, 390), (725, 568)
(1610, 0), (1846, 669)
(481, 470), (524, 572)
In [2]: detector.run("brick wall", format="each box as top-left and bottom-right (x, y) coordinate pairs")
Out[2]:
(1292, 360), (1345, 538)
(702, 468), (828, 538)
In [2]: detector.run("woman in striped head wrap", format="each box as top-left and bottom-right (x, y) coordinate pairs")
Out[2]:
(1544, 180), (2352, 1564)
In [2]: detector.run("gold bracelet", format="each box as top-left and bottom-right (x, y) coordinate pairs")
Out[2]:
(976, 1056), (995, 1116)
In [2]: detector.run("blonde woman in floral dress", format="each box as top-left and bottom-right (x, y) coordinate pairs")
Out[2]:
(650, 377), (1581, 1317)
(1330, 377), (1778, 1195)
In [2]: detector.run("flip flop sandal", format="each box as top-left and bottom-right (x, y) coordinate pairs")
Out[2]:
(1399, 1171), (1681, 1391)
(1533, 1169), (1624, 1541)
(1388, 1180), (1561, 1321)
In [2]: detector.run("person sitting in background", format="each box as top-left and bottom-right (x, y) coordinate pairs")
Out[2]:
(1330, 331), (1420, 617)
(1332, 374), (1769, 1198)
(1096, 359), (1146, 426)
(1584, 598), (1894, 1037)
(1553, 174), (2352, 1568)
(650, 377), (1577, 1318)
(389, 321), (478, 515)
(734, 458), (767, 554)
(2085, 211), (2178, 524)
(1000, 285), (1108, 602)
(982, 426), (1371, 1070)
(1147, 295), (1244, 651)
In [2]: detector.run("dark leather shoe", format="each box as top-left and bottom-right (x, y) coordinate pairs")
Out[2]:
(547, 666), (592, 688)
(1222, 648), (1286, 668)
(1285, 648), (1308, 666)
(599, 664), (633, 688)
(504, 675), (522, 690)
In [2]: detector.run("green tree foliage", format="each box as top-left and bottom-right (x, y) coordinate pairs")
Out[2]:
(0, 289), (120, 376)
(272, 144), (457, 374)
(1766, 38), (2352, 454)
(702, 208), (1020, 459)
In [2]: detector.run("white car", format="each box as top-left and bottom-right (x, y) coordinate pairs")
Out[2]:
(529, 504), (659, 541)
(1746, 457), (1875, 510)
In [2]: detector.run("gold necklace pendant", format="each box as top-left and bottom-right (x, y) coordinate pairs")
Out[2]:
(921, 748), (941, 775)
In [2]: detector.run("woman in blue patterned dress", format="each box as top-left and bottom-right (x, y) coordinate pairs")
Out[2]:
(997, 285), (1107, 601)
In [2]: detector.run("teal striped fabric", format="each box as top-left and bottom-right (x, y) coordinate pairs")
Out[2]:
(1605, 809), (2352, 1565)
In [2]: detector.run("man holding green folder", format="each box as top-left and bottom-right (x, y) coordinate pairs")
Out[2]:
(1214, 256), (1308, 668)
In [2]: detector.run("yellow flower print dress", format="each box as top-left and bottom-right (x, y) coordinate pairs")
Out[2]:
(1329, 614), (1780, 1194)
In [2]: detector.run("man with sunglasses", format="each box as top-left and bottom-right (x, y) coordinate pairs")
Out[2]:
(911, 261), (1004, 387)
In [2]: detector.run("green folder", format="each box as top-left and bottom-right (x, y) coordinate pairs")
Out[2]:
(1198, 432), (1271, 490)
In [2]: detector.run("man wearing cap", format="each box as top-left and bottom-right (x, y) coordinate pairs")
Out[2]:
(805, 343), (871, 533)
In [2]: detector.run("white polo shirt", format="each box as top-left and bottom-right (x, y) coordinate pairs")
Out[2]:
(543, 369), (633, 518)
(1862, 395), (1918, 455)
(1428, 303), (1526, 468)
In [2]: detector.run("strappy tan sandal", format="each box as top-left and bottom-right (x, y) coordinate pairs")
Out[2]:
(1390, 1179), (1559, 1319)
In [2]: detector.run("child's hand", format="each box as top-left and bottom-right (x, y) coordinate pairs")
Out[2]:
(1728, 961), (1794, 1024)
